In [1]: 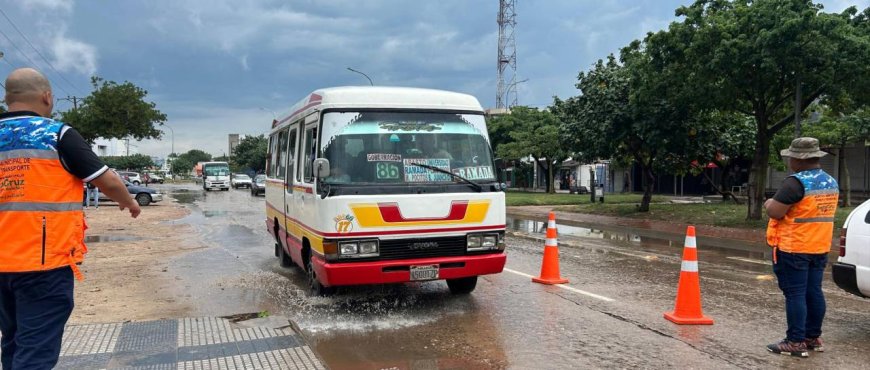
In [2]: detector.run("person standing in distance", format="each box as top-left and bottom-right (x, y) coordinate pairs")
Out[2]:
(764, 137), (839, 358)
(0, 68), (141, 369)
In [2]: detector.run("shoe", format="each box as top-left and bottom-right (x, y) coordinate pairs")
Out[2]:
(767, 339), (809, 357)
(805, 337), (824, 352)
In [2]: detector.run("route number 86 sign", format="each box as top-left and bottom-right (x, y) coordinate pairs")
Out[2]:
(376, 162), (400, 179)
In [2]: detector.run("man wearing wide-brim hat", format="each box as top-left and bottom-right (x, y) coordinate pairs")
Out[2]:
(764, 137), (839, 358)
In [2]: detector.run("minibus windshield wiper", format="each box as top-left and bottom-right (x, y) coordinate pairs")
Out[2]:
(406, 162), (482, 192)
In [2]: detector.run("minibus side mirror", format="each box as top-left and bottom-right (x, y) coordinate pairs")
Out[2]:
(314, 158), (331, 178)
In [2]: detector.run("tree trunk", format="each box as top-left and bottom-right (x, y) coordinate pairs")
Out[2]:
(838, 146), (851, 207)
(638, 164), (654, 212)
(547, 161), (555, 194)
(590, 166), (597, 203)
(747, 131), (771, 220)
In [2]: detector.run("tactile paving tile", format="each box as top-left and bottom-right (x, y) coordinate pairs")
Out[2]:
(114, 319), (178, 352)
(177, 317), (283, 347)
(60, 322), (123, 356)
(22, 317), (323, 369)
(177, 348), (325, 370)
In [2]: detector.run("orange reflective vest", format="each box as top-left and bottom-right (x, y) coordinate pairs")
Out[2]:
(0, 115), (86, 279)
(766, 169), (839, 255)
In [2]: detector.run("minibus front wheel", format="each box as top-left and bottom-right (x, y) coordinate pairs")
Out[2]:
(306, 256), (335, 297)
(446, 276), (478, 294)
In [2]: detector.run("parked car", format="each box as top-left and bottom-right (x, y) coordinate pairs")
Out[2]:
(145, 172), (164, 184)
(231, 174), (253, 189)
(250, 175), (266, 196)
(116, 171), (143, 185)
(833, 199), (870, 298)
(84, 179), (163, 206)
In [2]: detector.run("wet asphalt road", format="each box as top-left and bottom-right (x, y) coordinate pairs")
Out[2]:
(155, 183), (870, 369)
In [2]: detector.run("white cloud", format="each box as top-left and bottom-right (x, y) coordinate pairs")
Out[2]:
(50, 33), (98, 76)
(19, 0), (73, 12)
(240, 55), (250, 71)
(11, 0), (99, 77)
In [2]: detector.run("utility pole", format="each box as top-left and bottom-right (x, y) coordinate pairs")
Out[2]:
(59, 96), (80, 110)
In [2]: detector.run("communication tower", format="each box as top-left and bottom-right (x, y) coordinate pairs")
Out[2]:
(496, 0), (517, 109)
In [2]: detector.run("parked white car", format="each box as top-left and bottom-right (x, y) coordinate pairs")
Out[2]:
(833, 199), (870, 298)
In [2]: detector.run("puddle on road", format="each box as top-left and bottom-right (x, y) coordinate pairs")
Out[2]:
(506, 216), (774, 269)
(84, 235), (141, 243)
(168, 190), (204, 204)
(508, 216), (651, 244)
(202, 210), (228, 218)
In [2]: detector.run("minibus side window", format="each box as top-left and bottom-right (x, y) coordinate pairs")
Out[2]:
(302, 126), (317, 183)
(268, 134), (278, 177)
(276, 129), (288, 179)
(286, 127), (298, 186)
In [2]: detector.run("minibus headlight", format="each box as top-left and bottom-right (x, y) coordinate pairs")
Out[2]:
(339, 242), (358, 255)
(467, 235), (482, 250)
(482, 235), (497, 249)
(359, 241), (379, 255)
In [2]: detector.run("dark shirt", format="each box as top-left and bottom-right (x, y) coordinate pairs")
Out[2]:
(0, 111), (108, 182)
(773, 176), (805, 205)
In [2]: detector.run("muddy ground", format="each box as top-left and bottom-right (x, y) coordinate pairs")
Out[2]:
(70, 197), (200, 324)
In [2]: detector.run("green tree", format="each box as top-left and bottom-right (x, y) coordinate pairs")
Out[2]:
(494, 107), (570, 193)
(100, 154), (155, 172)
(802, 106), (870, 206)
(684, 112), (756, 202)
(554, 53), (699, 211)
(231, 135), (267, 173)
(60, 76), (167, 144)
(643, 1), (870, 219)
(171, 149), (212, 175)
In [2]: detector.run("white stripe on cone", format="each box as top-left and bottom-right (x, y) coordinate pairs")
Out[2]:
(546, 238), (558, 246)
(548, 220), (556, 229)
(681, 260), (699, 272)
(685, 236), (697, 248)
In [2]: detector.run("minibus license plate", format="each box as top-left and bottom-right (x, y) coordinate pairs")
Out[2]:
(410, 265), (438, 281)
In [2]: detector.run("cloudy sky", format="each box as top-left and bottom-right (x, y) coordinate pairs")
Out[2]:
(0, 0), (864, 157)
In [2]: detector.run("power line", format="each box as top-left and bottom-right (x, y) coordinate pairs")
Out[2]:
(0, 27), (73, 97)
(0, 8), (84, 95)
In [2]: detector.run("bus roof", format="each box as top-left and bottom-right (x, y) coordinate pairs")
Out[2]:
(271, 86), (484, 133)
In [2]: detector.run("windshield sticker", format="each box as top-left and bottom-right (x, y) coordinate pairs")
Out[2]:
(452, 166), (494, 180)
(379, 121), (444, 132)
(375, 163), (401, 179)
(403, 158), (452, 182)
(367, 153), (402, 162)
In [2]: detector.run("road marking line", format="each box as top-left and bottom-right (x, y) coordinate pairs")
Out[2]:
(726, 256), (769, 265)
(503, 268), (615, 302)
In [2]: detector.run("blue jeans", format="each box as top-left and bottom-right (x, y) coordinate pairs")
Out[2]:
(85, 188), (99, 208)
(0, 267), (74, 370)
(772, 249), (828, 342)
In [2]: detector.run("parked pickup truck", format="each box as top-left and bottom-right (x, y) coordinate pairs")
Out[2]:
(832, 199), (870, 298)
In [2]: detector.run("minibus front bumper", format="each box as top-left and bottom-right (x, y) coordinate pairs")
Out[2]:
(311, 252), (507, 287)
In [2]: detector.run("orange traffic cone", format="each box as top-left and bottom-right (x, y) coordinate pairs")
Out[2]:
(532, 212), (569, 285)
(664, 226), (714, 325)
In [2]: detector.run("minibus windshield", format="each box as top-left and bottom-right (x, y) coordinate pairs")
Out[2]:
(319, 112), (494, 185)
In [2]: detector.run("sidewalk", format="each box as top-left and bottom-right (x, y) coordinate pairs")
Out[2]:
(507, 205), (767, 250)
(15, 316), (325, 369)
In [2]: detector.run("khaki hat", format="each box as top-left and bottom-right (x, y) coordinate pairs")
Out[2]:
(780, 137), (827, 159)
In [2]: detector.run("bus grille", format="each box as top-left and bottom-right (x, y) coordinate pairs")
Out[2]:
(377, 236), (468, 260)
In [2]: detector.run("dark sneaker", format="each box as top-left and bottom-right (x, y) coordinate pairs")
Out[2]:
(767, 339), (809, 357)
(805, 337), (824, 352)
